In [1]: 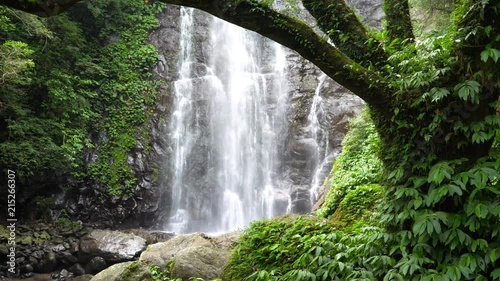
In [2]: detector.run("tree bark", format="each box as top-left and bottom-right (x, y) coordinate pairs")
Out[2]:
(302, 0), (388, 67)
(383, 0), (414, 44)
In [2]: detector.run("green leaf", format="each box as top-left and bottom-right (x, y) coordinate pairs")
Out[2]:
(491, 269), (500, 280)
(426, 220), (434, 235)
(455, 80), (481, 103)
(448, 184), (463, 196)
(474, 203), (488, 218)
(490, 247), (500, 263)
(431, 219), (441, 234)
(457, 229), (467, 244)
(480, 50), (490, 62)
(428, 162), (454, 184)
(429, 87), (450, 103)
(413, 220), (426, 236)
(480, 47), (500, 63)
(472, 131), (490, 144)
(414, 197), (423, 209)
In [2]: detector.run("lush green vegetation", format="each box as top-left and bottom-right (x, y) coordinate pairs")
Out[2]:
(317, 111), (384, 220)
(224, 111), (387, 280)
(208, 0), (499, 280)
(224, 215), (336, 280)
(0, 0), (165, 204)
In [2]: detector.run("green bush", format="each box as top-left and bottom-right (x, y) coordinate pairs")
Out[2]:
(223, 215), (335, 280)
(225, 215), (389, 281)
(330, 183), (383, 228)
(317, 110), (384, 218)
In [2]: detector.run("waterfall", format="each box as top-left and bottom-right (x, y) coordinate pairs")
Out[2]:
(165, 8), (291, 233)
(307, 75), (339, 203)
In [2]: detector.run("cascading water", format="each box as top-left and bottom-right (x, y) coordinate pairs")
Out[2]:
(307, 75), (339, 203)
(165, 8), (291, 233)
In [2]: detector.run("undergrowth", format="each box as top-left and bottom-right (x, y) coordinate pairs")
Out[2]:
(317, 110), (384, 219)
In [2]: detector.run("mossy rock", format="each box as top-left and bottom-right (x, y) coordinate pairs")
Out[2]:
(0, 244), (8, 256)
(90, 261), (152, 281)
(316, 110), (383, 218)
(330, 183), (383, 228)
(140, 232), (239, 280)
(20, 235), (33, 245)
(0, 225), (9, 240)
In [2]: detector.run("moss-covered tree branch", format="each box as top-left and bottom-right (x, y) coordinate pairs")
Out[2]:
(302, 0), (388, 66)
(0, 0), (393, 114)
(383, 0), (414, 44)
(162, 0), (391, 112)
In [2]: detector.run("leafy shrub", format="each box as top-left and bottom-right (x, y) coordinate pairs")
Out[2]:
(223, 215), (335, 280)
(317, 110), (384, 218)
(330, 183), (383, 228)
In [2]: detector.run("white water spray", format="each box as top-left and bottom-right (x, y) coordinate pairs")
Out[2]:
(165, 8), (290, 233)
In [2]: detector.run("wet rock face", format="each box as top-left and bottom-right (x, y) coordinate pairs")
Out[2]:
(346, 0), (385, 29)
(282, 51), (364, 213)
(0, 222), (172, 279)
(50, 5), (365, 229)
(79, 230), (146, 263)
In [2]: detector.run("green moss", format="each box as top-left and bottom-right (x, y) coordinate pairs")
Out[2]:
(115, 261), (155, 281)
(331, 183), (384, 228)
(223, 215), (335, 280)
(20, 235), (33, 245)
(317, 110), (384, 218)
(0, 225), (9, 240)
(152, 165), (160, 183)
(33, 196), (56, 210)
(77, 0), (165, 197)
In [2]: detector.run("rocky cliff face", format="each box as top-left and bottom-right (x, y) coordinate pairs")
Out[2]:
(148, 6), (364, 229)
(346, 0), (385, 29)
(55, 4), (366, 230)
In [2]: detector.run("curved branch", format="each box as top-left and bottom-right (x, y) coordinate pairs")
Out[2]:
(164, 0), (391, 111)
(302, 0), (388, 67)
(0, 0), (393, 114)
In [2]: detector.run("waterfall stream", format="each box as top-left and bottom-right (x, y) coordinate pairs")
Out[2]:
(165, 8), (291, 233)
(161, 7), (352, 233)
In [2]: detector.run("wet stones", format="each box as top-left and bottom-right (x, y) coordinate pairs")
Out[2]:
(84, 257), (107, 275)
(0, 223), (169, 280)
(79, 230), (146, 263)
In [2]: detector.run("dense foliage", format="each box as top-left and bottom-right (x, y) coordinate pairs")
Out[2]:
(317, 110), (383, 220)
(224, 215), (337, 280)
(0, 0), (164, 209)
(225, 113), (386, 280)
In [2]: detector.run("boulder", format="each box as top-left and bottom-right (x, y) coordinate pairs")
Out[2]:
(90, 261), (152, 281)
(79, 230), (146, 263)
(141, 232), (239, 280)
(140, 232), (213, 268)
(91, 232), (240, 281)
(35, 251), (57, 273)
(84, 257), (107, 274)
(90, 261), (134, 281)
(70, 275), (94, 281)
(69, 263), (86, 276)
(172, 245), (229, 279)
